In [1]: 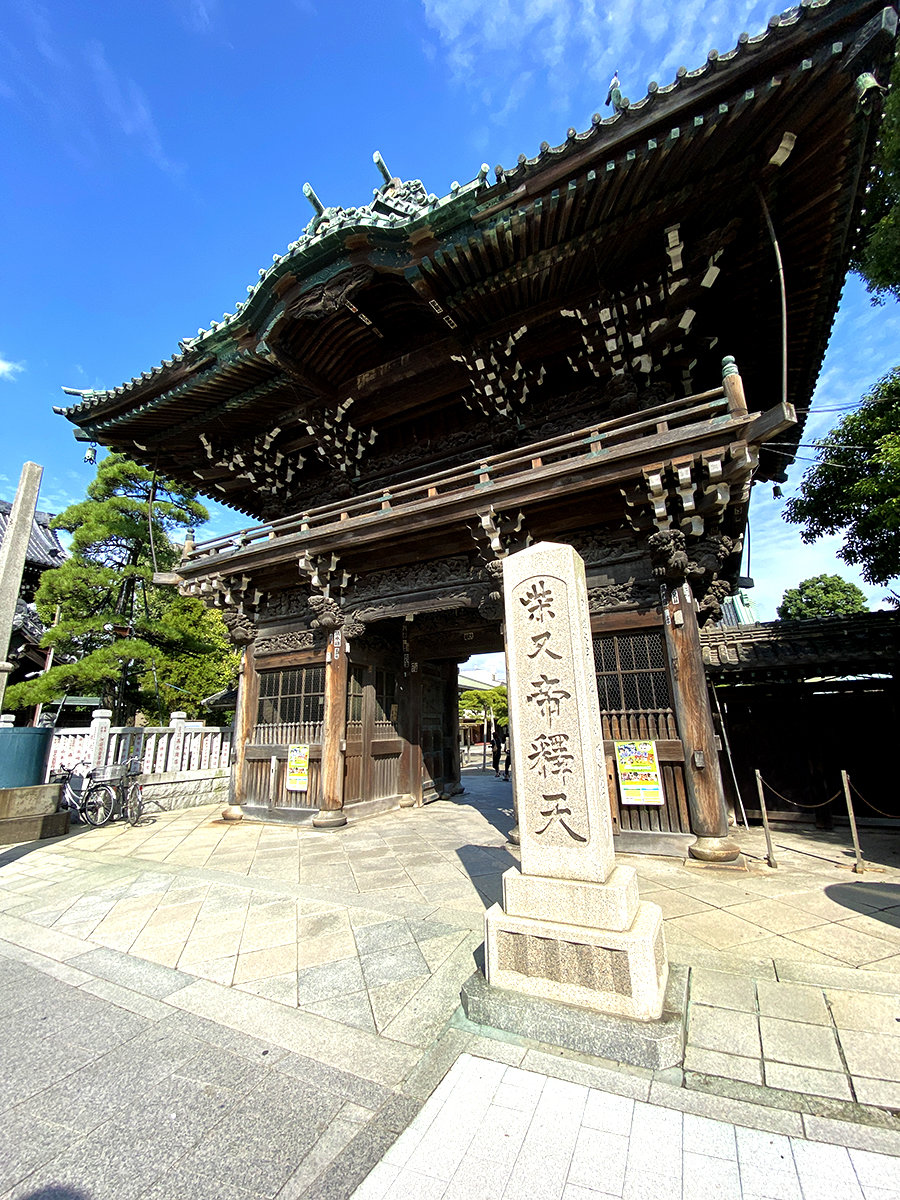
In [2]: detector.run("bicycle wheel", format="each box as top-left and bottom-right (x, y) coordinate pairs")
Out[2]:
(125, 782), (144, 826)
(82, 784), (116, 827)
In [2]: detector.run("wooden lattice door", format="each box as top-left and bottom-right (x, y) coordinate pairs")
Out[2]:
(592, 629), (691, 834)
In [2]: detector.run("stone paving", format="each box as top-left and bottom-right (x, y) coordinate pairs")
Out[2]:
(0, 770), (898, 1197)
(359, 1053), (900, 1200)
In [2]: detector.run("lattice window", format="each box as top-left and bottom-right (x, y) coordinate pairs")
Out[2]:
(257, 665), (325, 727)
(374, 667), (399, 732)
(592, 631), (675, 740)
(347, 666), (365, 725)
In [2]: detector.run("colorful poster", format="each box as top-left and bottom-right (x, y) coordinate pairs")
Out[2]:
(286, 744), (310, 792)
(613, 740), (665, 806)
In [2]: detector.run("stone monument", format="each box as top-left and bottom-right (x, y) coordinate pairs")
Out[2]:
(483, 541), (668, 1022)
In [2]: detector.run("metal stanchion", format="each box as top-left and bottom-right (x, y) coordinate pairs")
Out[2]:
(754, 768), (777, 868)
(840, 769), (865, 874)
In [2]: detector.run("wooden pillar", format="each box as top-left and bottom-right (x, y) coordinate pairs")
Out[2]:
(662, 582), (740, 862)
(400, 665), (423, 807)
(445, 661), (463, 795)
(315, 628), (348, 828)
(231, 643), (259, 806)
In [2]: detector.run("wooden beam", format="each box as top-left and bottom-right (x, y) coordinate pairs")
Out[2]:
(745, 401), (797, 444)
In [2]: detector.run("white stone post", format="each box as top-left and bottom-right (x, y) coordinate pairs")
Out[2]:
(484, 542), (668, 1022)
(87, 708), (112, 767)
(167, 711), (187, 773)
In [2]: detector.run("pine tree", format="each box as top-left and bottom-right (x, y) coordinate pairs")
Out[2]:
(5, 454), (238, 723)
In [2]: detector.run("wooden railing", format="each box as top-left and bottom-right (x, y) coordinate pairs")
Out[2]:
(181, 386), (732, 568)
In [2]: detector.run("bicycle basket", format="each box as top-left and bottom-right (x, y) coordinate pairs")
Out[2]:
(91, 763), (128, 783)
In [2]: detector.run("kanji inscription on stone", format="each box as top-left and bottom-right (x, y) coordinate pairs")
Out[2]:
(503, 542), (615, 884)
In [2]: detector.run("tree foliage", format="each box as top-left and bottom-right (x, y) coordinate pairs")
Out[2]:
(5, 454), (239, 722)
(459, 686), (508, 727)
(851, 53), (900, 301)
(783, 369), (900, 587)
(776, 574), (868, 621)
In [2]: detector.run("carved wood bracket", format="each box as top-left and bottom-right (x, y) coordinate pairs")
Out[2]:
(451, 326), (544, 420)
(298, 551), (366, 637)
(181, 572), (266, 645)
(647, 528), (741, 625)
(622, 443), (757, 537)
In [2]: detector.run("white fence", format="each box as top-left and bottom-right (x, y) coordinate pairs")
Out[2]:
(46, 709), (232, 780)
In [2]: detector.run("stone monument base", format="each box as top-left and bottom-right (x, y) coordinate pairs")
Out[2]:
(460, 963), (686, 1071)
(483, 866), (667, 1022)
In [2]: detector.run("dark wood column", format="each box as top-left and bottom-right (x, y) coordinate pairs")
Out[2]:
(445, 661), (463, 795)
(231, 642), (259, 807)
(314, 628), (349, 828)
(662, 582), (740, 862)
(400, 665), (423, 807)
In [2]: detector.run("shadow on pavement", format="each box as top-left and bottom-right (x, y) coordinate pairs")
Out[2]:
(825, 879), (900, 928)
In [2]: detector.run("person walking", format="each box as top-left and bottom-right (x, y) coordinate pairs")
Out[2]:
(491, 726), (504, 777)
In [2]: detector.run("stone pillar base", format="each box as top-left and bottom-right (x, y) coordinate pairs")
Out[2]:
(688, 834), (741, 863)
(485, 869), (667, 1022)
(312, 808), (348, 829)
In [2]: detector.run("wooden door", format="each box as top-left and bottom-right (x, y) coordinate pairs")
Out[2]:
(592, 628), (691, 835)
(343, 663), (404, 805)
(244, 663), (325, 809)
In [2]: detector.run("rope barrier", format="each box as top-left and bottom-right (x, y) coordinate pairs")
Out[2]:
(848, 779), (899, 821)
(756, 774), (839, 810)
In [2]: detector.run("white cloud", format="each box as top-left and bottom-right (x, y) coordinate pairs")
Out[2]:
(0, 357), (24, 381)
(461, 652), (506, 680)
(85, 40), (182, 177)
(421, 0), (771, 120)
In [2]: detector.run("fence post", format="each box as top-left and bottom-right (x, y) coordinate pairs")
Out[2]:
(754, 769), (777, 869)
(840, 770), (865, 874)
(167, 711), (187, 773)
(87, 708), (112, 767)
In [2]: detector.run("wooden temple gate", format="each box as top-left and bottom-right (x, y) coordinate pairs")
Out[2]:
(55, 1), (896, 862)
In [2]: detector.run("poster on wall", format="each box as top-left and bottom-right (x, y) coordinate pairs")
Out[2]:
(286, 744), (310, 792)
(613, 740), (665, 806)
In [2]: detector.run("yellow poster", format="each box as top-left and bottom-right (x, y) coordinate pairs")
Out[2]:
(613, 740), (665, 806)
(286, 744), (310, 792)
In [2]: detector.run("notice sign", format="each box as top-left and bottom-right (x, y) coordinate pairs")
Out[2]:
(286, 744), (310, 792)
(613, 740), (665, 806)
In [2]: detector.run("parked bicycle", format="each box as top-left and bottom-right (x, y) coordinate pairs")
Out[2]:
(82, 758), (144, 827)
(51, 757), (144, 827)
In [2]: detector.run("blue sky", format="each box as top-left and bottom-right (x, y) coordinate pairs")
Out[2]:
(3, 0), (899, 637)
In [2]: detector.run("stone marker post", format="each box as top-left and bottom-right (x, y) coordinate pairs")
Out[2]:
(0, 462), (43, 714)
(484, 541), (668, 1021)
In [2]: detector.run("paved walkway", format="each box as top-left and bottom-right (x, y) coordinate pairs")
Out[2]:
(358, 1054), (900, 1200)
(0, 771), (898, 1197)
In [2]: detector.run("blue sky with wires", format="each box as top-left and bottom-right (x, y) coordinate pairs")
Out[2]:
(2, 0), (898, 632)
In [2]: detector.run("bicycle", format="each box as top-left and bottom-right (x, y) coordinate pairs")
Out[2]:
(81, 757), (145, 827)
(51, 761), (116, 827)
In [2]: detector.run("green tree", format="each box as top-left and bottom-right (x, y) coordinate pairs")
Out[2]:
(5, 454), (238, 722)
(777, 574), (868, 621)
(783, 369), (900, 587)
(459, 686), (508, 728)
(851, 53), (900, 301)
